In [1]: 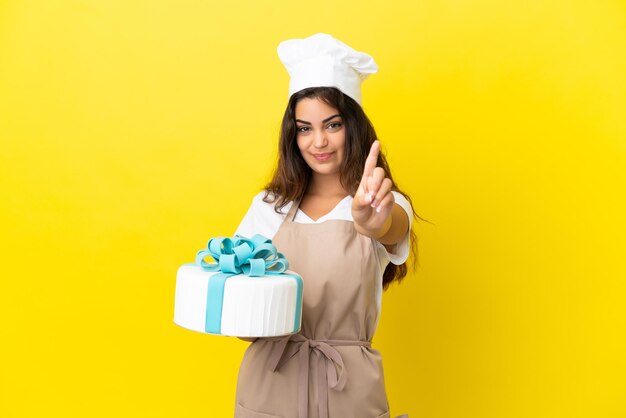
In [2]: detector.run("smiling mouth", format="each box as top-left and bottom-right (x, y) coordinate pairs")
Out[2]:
(313, 152), (334, 161)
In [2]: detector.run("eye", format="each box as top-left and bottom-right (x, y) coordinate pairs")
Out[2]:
(297, 126), (311, 133)
(327, 121), (342, 130)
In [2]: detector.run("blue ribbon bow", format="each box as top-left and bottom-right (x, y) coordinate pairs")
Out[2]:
(192, 234), (303, 334)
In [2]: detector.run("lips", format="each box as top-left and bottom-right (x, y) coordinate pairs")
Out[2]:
(313, 152), (334, 161)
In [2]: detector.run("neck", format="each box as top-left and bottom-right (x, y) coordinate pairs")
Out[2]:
(307, 173), (348, 197)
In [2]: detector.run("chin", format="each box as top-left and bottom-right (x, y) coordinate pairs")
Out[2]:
(312, 167), (340, 176)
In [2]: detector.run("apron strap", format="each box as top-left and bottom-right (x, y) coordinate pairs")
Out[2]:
(286, 195), (303, 223)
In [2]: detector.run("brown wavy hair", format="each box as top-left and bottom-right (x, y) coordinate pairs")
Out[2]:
(264, 86), (424, 289)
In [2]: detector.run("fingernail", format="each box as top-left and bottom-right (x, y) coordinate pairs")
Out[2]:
(376, 205), (382, 213)
(371, 200), (377, 208)
(365, 193), (371, 203)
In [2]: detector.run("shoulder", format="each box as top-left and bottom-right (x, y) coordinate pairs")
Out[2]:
(235, 190), (291, 239)
(249, 190), (291, 216)
(248, 190), (268, 211)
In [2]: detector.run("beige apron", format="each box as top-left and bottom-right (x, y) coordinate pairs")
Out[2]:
(234, 197), (407, 418)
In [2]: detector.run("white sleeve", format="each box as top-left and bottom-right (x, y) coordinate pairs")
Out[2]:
(385, 191), (413, 265)
(234, 191), (285, 240)
(234, 197), (257, 238)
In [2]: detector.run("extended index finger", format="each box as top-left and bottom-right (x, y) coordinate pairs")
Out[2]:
(362, 140), (380, 180)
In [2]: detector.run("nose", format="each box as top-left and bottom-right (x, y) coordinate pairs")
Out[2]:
(313, 129), (328, 149)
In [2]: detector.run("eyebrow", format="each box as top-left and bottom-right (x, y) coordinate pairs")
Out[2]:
(295, 114), (342, 125)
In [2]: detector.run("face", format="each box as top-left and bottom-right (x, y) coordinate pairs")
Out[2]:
(295, 97), (345, 178)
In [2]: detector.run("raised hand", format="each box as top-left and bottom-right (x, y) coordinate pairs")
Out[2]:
(352, 140), (395, 238)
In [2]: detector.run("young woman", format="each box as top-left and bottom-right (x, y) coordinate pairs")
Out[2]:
(233, 34), (416, 418)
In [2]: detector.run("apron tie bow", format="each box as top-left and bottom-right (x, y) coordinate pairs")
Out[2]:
(267, 333), (371, 418)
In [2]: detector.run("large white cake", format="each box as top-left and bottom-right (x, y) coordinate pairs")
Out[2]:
(174, 263), (303, 337)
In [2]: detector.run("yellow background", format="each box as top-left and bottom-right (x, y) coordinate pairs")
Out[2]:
(1, 0), (625, 417)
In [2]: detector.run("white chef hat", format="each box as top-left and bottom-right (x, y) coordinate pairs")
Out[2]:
(277, 33), (378, 106)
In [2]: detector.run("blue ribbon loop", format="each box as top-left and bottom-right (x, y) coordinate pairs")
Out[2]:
(191, 234), (303, 335)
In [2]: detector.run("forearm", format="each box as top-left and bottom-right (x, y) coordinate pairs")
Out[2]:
(354, 203), (409, 245)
